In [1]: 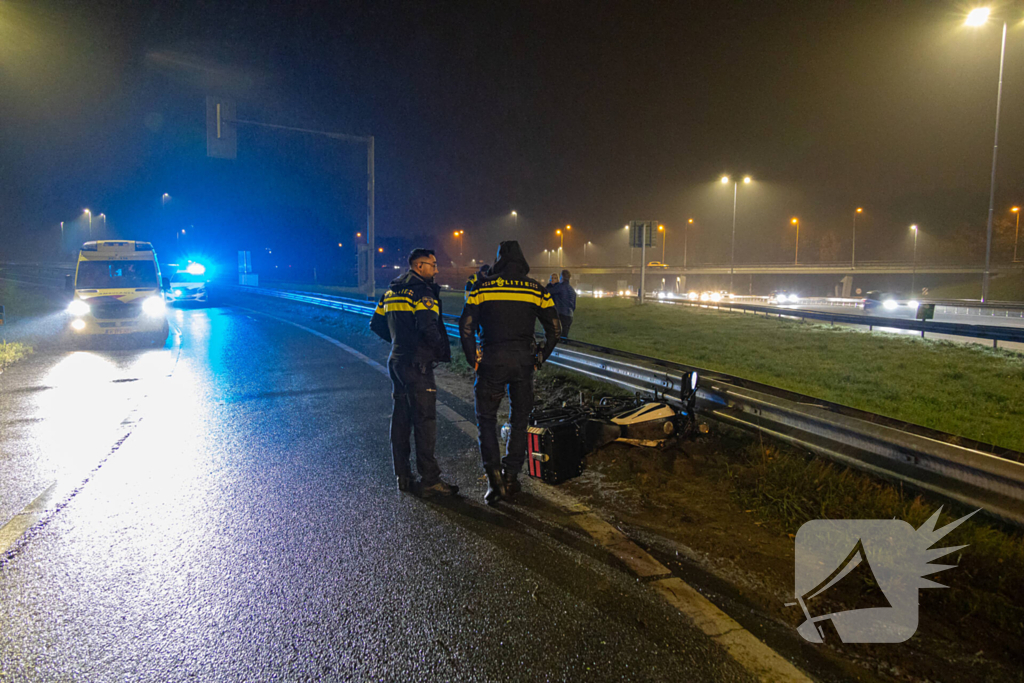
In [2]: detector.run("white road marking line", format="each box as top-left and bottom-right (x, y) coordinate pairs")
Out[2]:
(258, 307), (814, 683)
(0, 483), (58, 555)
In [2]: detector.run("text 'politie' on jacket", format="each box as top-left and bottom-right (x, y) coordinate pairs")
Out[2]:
(370, 270), (452, 364)
(458, 240), (561, 367)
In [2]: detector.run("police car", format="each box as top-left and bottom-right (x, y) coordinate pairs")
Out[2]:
(166, 263), (209, 305)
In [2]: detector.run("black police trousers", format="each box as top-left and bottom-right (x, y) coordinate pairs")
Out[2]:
(388, 358), (441, 485)
(474, 363), (534, 474)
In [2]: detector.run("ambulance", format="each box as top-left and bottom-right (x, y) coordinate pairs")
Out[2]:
(65, 240), (169, 344)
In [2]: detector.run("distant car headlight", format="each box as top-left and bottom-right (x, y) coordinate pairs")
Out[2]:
(788, 293), (800, 302)
(67, 300), (90, 316)
(883, 299), (899, 310)
(142, 296), (166, 316)
(657, 291), (666, 299)
(907, 300), (920, 309)
(710, 292), (722, 302)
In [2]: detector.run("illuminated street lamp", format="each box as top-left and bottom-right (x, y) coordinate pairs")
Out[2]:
(791, 217), (800, 265)
(453, 230), (464, 262)
(910, 224), (920, 295)
(852, 207), (863, 267)
(583, 241), (593, 264)
(657, 224), (667, 263)
(176, 228), (185, 247)
(83, 209), (92, 237)
(1011, 205), (1019, 262)
(720, 176), (752, 291)
(556, 225), (571, 267)
(511, 210), (518, 228)
(964, 7), (1007, 301)
(161, 193), (170, 207)
(98, 213), (106, 236)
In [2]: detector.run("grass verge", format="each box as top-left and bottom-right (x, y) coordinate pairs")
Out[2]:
(569, 298), (1024, 451)
(0, 279), (64, 321)
(0, 341), (32, 372)
(728, 437), (1024, 638)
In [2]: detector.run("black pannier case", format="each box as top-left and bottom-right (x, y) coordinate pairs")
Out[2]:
(525, 408), (587, 484)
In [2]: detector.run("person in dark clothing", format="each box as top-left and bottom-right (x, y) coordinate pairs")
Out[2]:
(465, 263), (490, 301)
(547, 269), (577, 338)
(459, 241), (561, 504)
(370, 248), (459, 497)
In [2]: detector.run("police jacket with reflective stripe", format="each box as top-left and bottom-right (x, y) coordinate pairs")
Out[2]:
(459, 275), (561, 367)
(370, 270), (451, 363)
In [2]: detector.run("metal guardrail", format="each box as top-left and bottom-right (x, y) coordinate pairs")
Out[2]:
(649, 296), (1024, 348)
(224, 284), (1024, 526)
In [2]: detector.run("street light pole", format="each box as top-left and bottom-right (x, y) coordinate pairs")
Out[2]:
(852, 207), (862, 268)
(731, 182), (738, 291)
(658, 224), (666, 263)
(910, 224), (919, 295)
(684, 218), (693, 269)
(722, 176), (751, 293)
(966, 9), (1008, 301)
(511, 210), (518, 228)
(584, 241), (592, 263)
(1011, 205), (1019, 262)
(791, 218), (800, 265)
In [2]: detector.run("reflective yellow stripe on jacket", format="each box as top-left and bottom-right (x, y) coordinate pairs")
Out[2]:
(380, 294), (415, 313)
(467, 287), (554, 308)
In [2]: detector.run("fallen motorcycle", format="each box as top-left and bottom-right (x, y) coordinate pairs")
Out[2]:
(503, 371), (700, 484)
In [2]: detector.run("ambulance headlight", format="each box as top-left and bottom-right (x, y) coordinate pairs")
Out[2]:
(907, 300), (920, 309)
(67, 300), (90, 316)
(690, 371), (699, 392)
(71, 318), (86, 331)
(142, 296), (166, 316)
(883, 299), (898, 310)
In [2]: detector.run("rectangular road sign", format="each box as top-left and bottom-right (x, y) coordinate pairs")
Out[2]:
(629, 221), (658, 249)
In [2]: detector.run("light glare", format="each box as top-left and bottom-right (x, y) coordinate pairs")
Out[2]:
(966, 8), (991, 26)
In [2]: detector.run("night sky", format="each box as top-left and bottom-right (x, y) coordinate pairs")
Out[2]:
(2, 0), (1023, 274)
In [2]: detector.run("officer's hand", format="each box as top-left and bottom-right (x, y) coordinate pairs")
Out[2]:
(534, 349), (545, 370)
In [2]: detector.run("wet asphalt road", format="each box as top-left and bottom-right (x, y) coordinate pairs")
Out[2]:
(0, 303), (755, 682)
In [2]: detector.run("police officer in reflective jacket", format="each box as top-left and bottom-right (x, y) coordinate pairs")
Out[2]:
(371, 248), (459, 497)
(459, 241), (561, 504)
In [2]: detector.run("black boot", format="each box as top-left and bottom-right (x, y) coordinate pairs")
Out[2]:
(397, 476), (417, 495)
(502, 468), (521, 496)
(484, 466), (507, 505)
(421, 479), (459, 498)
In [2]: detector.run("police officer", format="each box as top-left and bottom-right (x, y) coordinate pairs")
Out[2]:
(371, 248), (459, 497)
(459, 241), (561, 504)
